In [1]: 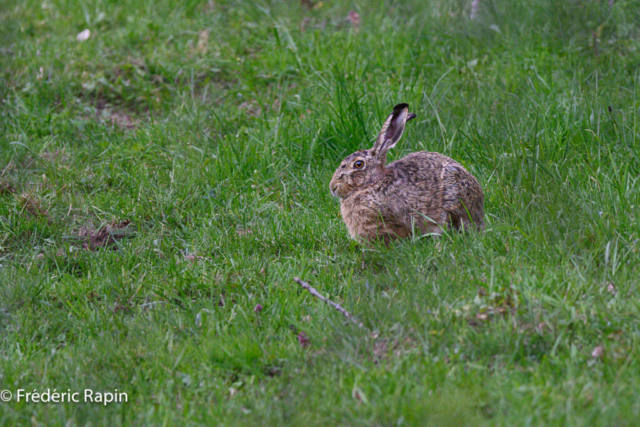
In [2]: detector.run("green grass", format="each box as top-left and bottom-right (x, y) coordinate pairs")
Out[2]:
(1, 0), (640, 424)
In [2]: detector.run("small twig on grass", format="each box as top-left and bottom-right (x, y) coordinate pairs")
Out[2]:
(294, 277), (364, 329)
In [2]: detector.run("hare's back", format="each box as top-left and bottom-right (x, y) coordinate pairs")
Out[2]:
(388, 150), (481, 200)
(387, 151), (484, 229)
(389, 151), (464, 180)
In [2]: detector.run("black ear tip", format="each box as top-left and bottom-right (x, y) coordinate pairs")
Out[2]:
(407, 113), (417, 121)
(393, 103), (410, 112)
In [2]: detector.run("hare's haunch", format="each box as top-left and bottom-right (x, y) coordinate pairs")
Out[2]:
(329, 103), (484, 243)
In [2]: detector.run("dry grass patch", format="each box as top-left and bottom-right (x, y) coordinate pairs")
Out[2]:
(18, 193), (49, 219)
(95, 100), (140, 130)
(0, 180), (15, 196)
(77, 220), (135, 250)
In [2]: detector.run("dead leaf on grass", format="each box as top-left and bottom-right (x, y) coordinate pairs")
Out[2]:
(76, 29), (91, 42)
(197, 30), (209, 53)
(592, 345), (605, 359)
(352, 387), (364, 404)
(475, 312), (489, 321)
(606, 282), (617, 295)
(347, 10), (361, 29)
(297, 331), (310, 348)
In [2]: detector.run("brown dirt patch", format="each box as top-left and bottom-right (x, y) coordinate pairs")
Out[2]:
(0, 180), (15, 196)
(19, 193), (48, 218)
(373, 339), (389, 361)
(235, 227), (253, 236)
(239, 101), (262, 117)
(95, 100), (140, 130)
(78, 220), (135, 250)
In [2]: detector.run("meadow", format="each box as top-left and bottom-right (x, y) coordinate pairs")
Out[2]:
(1, 0), (640, 424)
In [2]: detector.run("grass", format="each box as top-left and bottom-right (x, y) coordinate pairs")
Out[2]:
(1, 0), (640, 424)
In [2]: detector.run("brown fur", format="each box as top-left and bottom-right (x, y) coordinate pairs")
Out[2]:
(329, 103), (484, 243)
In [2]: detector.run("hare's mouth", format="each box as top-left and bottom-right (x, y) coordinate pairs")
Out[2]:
(329, 183), (340, 198)
(329, 182), (344, 199)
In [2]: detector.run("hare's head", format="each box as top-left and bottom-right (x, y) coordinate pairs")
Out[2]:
(329, 103), (416, 198)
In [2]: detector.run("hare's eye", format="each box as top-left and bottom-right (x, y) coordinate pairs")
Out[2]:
(354, 160), (364, 169)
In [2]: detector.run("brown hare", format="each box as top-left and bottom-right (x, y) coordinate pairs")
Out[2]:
(329, 103), (484, 243)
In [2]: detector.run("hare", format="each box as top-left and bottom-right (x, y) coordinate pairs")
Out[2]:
(329, 103), (484, 243)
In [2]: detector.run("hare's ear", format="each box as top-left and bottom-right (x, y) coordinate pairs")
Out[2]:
(370, 103), (415, 160)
